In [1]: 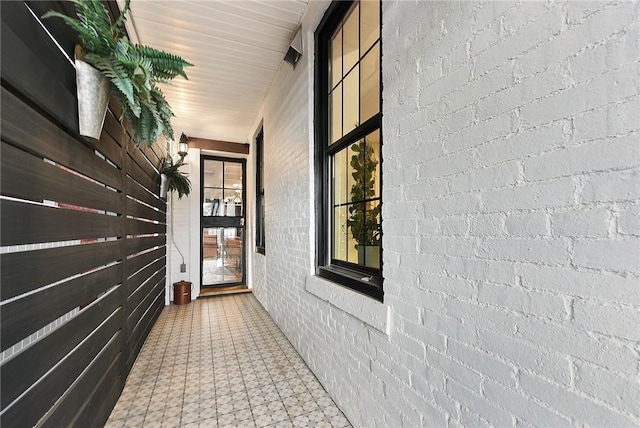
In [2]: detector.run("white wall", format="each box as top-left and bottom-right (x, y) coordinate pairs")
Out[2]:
(248, 1), (640, 427)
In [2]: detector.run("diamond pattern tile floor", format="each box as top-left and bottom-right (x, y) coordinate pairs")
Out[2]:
(106, 294), (351, 428)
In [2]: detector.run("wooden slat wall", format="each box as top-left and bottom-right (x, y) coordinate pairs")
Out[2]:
(0, 2), (169, 426)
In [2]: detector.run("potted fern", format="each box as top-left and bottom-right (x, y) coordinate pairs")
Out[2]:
(44, 0), (192, 146)
(159, 156), (191, 199)
(346, 139), (381, 269)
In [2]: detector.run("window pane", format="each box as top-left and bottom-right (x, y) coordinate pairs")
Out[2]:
(343, 3), (359, 75)
(365, 129), (381, 198)
(343, 65), (359, 135)
(346, 202), (363, 264)
(364, 200), (381, 268)
(346, 141), (358, 203)
(347, 138), (379, 204)
(346, 200), (381, 268)
(330, 84), (342, 143)
(360, 42), (380, 123)
(360, 0), (380, 54)
(333, 148), (347, 205)
(331, 28), (342, 89)
(333, 206), (347, 262)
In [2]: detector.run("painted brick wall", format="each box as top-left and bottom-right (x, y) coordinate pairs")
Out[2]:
(249, 1), (640, 427)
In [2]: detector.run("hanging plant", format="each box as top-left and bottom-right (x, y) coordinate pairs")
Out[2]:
(44, 0), (192, 147)
(159, 156), (191, 199)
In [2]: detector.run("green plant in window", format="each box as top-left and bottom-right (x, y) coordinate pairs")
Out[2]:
(346, 139), (381, 249)
(43, 0), (192, 147)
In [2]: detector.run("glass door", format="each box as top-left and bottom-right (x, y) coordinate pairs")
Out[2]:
(201, 156), (246, 286)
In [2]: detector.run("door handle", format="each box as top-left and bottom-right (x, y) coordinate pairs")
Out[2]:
(240, 218), (245, 227)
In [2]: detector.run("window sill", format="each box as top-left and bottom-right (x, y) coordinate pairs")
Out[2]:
(305, 274), (391, 336)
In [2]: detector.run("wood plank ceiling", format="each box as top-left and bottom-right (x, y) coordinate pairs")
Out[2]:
(119, 0), (309, 144)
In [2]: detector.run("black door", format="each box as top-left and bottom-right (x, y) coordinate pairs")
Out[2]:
(201, 156), (246, 286)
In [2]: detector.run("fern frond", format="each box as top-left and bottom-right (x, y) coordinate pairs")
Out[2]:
(87, 54), (140, 117)
(136, 45), (193, 80)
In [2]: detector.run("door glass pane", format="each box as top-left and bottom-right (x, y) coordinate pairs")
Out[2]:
(360, 0), (380, 54)
(343, 3), (359, 74)
(343, 65), (359, 135)
(360, 41), (380, 123)
(203, 160), (224, 216)
(203, 227), (243, 285)
(203, 160), (223, 188)
(223, 163), (243, 216)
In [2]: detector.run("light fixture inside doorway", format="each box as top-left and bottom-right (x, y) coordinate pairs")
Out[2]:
(177, 132), (189, 160)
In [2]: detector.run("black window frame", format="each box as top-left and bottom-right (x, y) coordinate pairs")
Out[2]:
(314, 0), (383, 301)
(255, 127), (265, 254)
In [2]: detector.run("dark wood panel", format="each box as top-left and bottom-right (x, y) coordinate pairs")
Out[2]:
(66, 353), (123, 428)
(1, 2), (77, 133)
(1, 199), (123, 247)
(128, 268), (165, 325)
(1, 288), (120, 410)
(126, 235), (166, 257)
(1, 0), (168, 424)
(1, 88), (122, 190)
(1, 240), (120, 301)
(1, 317), (120, 428)
(1, 142), (121, 213)
(188, 137), (250, 154)
(1, 263), (122, 351)
(24, 2), (79, 62)
(126, 154), (157, 194)
(127, 218), (166, 236)
(139, 141), (162, 170)
(95, 110), (126, 169)
(126, 247), (165, 278)
(127, 289), (164, 371)
(126, 258), (165, 299)
(127, 138), (158, 183)
(125, 175), (166, 211)
(126, 197), (166, 223)
(39, 333), (122, 428)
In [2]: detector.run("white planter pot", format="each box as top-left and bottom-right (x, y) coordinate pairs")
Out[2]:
(75, 59), (110, 140)
(357, 245), (380, 269)
(160, 174), (169, 199)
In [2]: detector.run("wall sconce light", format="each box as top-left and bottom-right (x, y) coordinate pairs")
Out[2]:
(177, 132), (189, 160)
(284, 27), (302, 68)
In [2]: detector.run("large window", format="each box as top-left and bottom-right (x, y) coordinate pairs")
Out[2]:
(255, 128), (265, 254)
(315, 0), (382, 300)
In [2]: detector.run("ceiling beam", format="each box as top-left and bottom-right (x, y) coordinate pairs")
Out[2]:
(187, 137), (250, 155)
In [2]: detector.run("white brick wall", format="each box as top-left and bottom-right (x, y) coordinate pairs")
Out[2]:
(247, 1), (640, 427)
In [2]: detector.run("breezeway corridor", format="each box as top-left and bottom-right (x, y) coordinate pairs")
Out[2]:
(105, 294), (351, 428)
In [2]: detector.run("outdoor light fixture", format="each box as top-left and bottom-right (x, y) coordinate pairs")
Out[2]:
(284, 27), (302, 68)
(177, 132), (189, 160)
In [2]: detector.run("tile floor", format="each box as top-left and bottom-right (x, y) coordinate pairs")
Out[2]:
(106, 294), (351, 428)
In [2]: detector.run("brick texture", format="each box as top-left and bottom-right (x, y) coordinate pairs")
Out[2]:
(244, 1), (640, 427)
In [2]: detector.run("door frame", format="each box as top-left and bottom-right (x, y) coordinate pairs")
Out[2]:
(200, 155), (247, 287)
